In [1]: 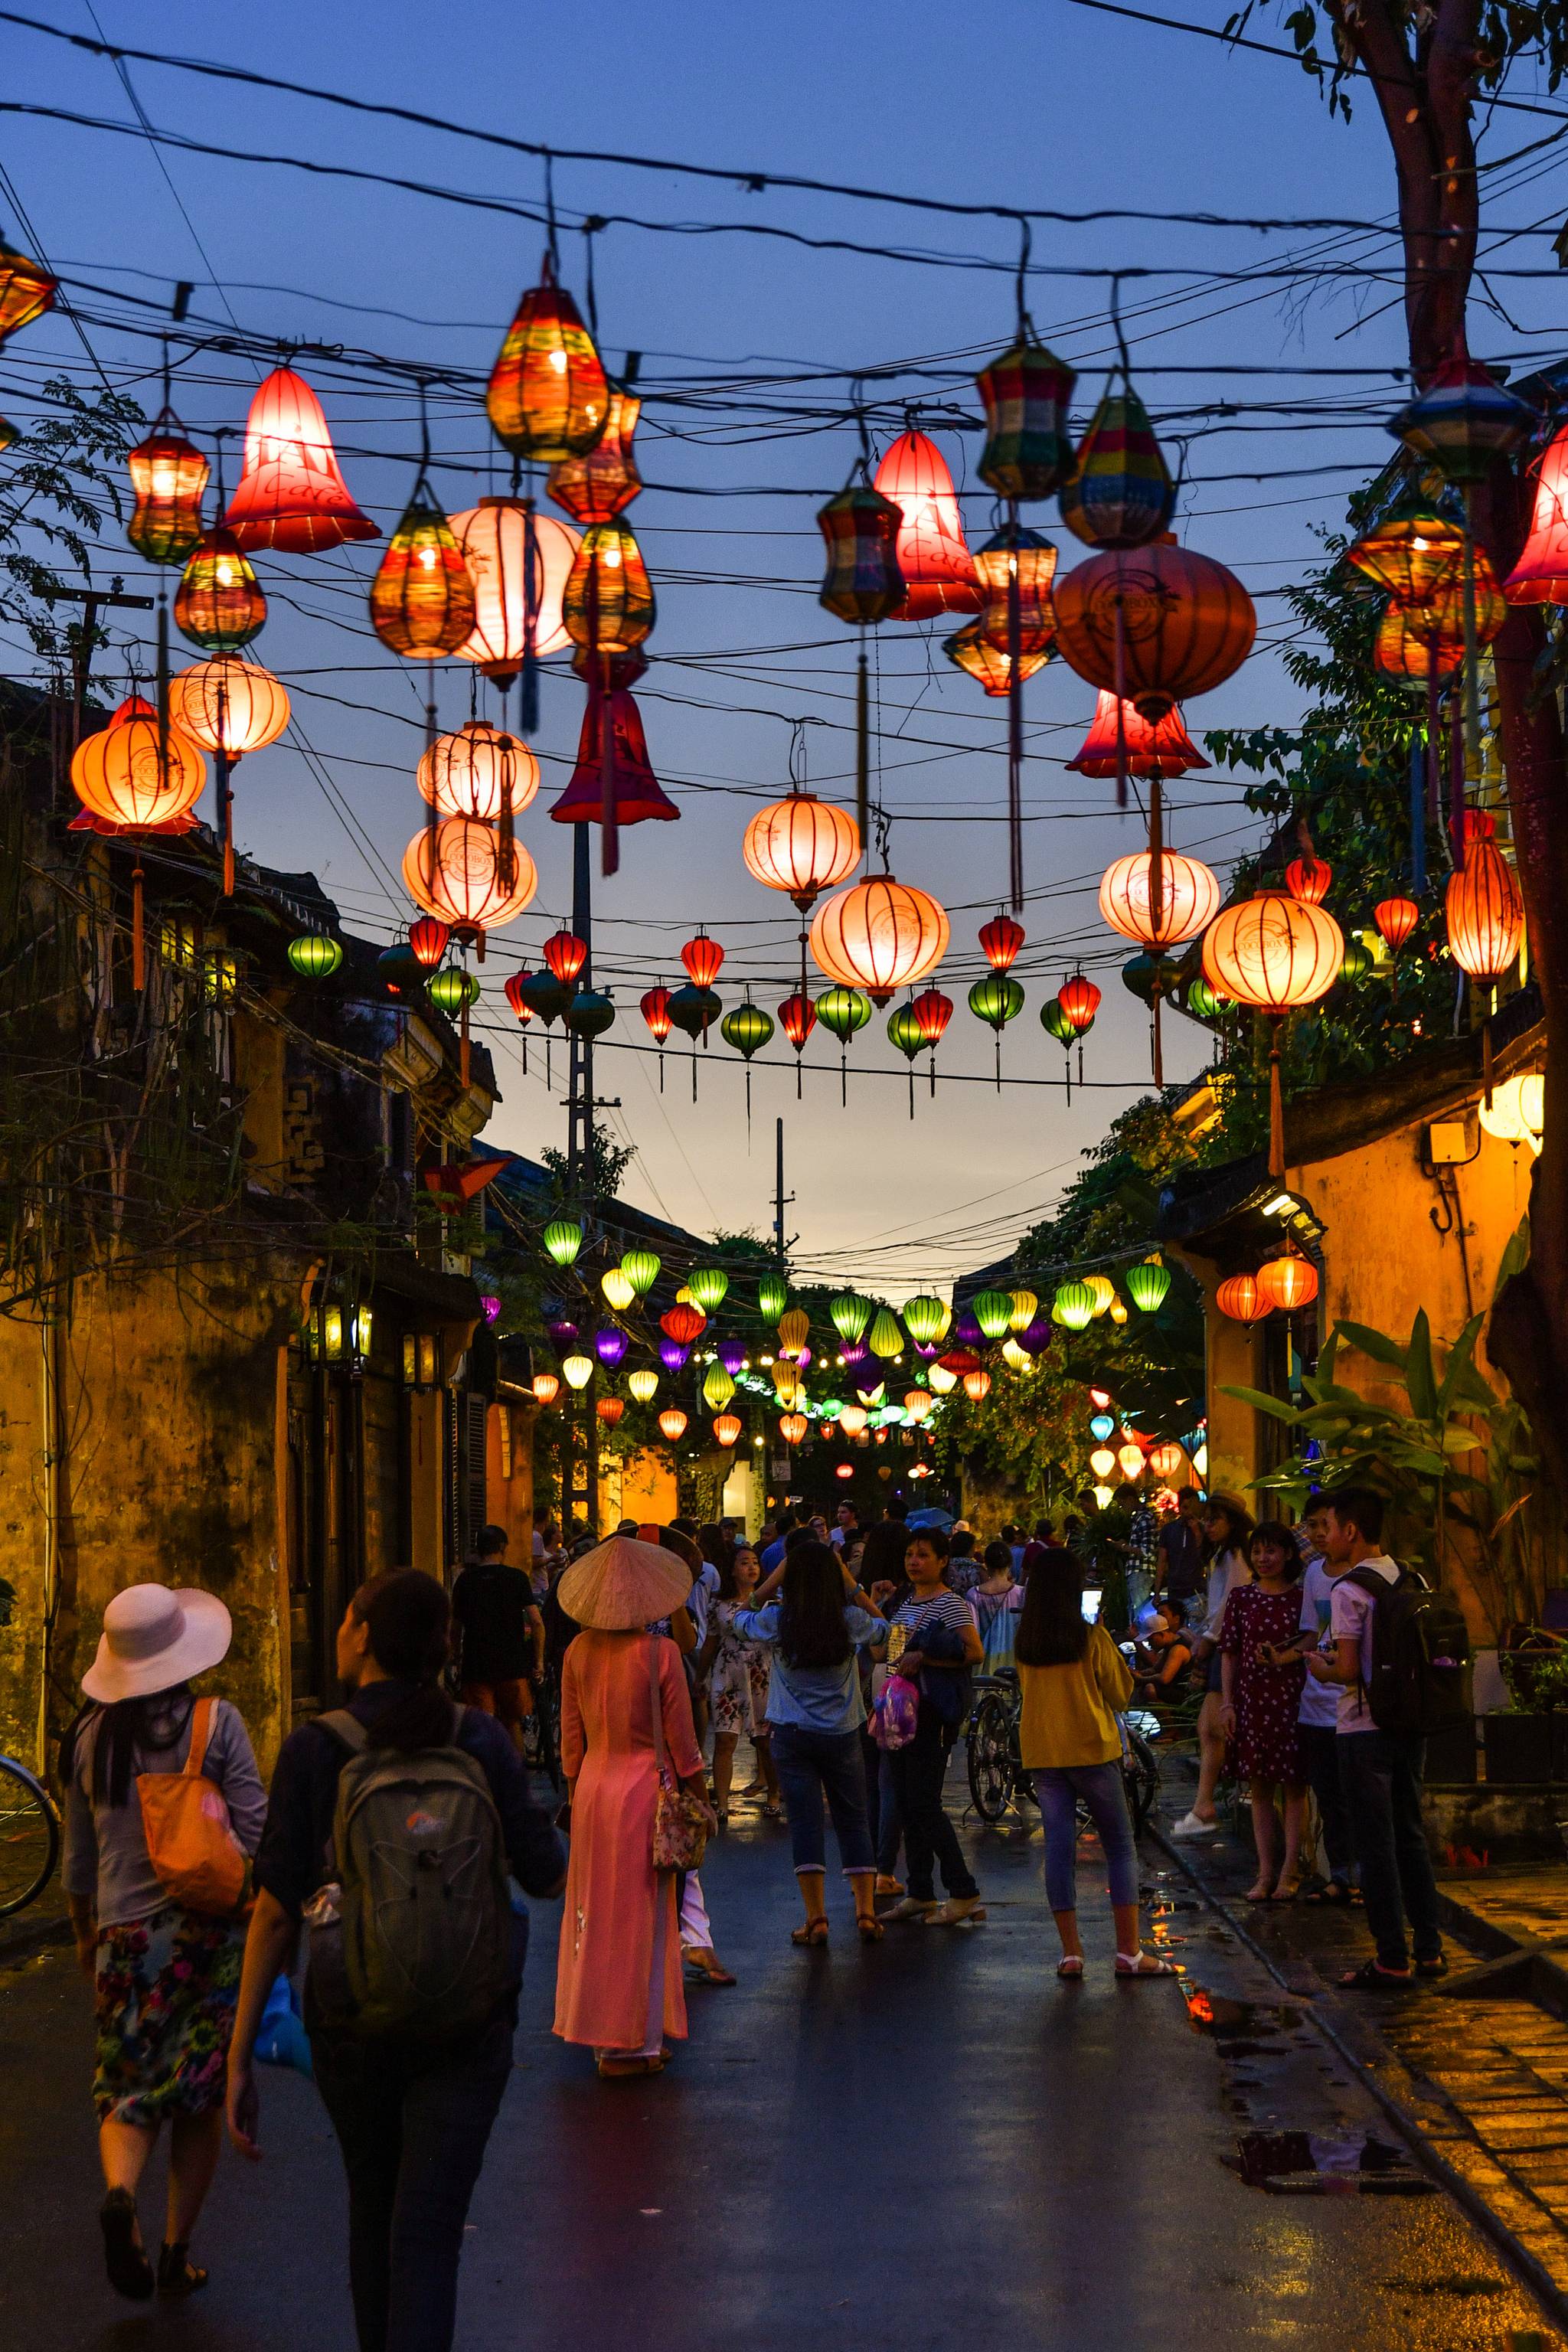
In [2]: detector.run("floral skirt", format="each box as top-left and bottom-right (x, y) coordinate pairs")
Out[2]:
(93, 1903), (244, 2126)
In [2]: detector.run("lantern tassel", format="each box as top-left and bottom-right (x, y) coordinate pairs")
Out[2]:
(841, 1047), (848, 1110)
(460, 994), (471, 1090)
(908, 1063), (915, 1122)
(1449, 679), (1465, 861)
(1267, 1018), (1285, 1182)
(995, 1033), (1001, 1095)
(1410, 723), (1427, 897)
(1482, 1005), (1494, 1109)
(1152, 985), (1164, 1089)
(545, 1034), (552, 1090)
(745, 1064), (753, 1135)
(1148, 775), (1165, 946)
(218, 750), (234, 897)
(929, 1048), (936, 1101)
(691, 1049), (698, 1106)
(498, 773), (516, 894)
(1112, 605), (1129, 813)
(519, 496), (540, 736)
(1006, 511), (1024, 913)
(658, 1044), (665, 1094)
(132, 858), (145, 992)
(855, 639), (870, 848)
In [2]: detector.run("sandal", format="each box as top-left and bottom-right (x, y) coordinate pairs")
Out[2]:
(857, 1916), (884, 1942)
(100, 2190), (154, 2302)
(1303, 1880), (1352, 1906)
(684, 1953), (737, 1985)
(1115, 1951), (1179, 1977)
(791, 1919), (829, 1946)
(761, 1801), (786, 1821)
(1337, 1958), (1413, 1990)
(156, 2243), (208, 2298)
(596, 2052), (668, 2078)
(1415, 1954), (1449, 1978)
(1057, 1955), (1085, 1980)
(874, 1875), (905, 1899)
(880, 1896), (936, 1923)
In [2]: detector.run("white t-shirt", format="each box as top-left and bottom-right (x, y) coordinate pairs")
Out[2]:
(1204, 1548), (1250, 1642)
(1328, 1556), (1401, 1732)
(1296, 1557), (1341, 1730)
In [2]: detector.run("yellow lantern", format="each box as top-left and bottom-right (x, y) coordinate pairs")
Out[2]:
(1478, 1071), (1544, 1150)
(779, 1308), (810, 1359)
(600, 1269), (635, 1311)
(1117, 1442), (1145, 1479)
(1092, 1484), (1116, 1511)
(1089, 1446), (1117, 1479)
(561, 1354), (594, 1391)
(839, 1405), (869, 1436)
(927, 1363), (957, 1396)
(628, 1368), (659, 1403)
(1001, 1339), (1034, 1373)
(1085, 1274), (1116, 1318)
(1008, 1289), (1037, 1334)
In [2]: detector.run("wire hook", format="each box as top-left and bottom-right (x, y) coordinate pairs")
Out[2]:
(1110, 271), (1132, 380)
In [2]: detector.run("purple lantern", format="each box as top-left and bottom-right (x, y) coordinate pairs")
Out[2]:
(955, 1311), (984, 1348)
(841, 1338), (868, 1370)
(547, 1318), (578, 1346)
(796, 1344), (812, 1369)
(481, 1296), (501, 1326)
(914, 1341), (938, 1360)
(660, 1338), (691, 1373)
(1023, 1318), (1052, 1354)
(718, 1337), (746, 1376)
(595, 1326), (629, 1367)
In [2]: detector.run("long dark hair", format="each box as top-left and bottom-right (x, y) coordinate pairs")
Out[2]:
(698, 1523), (732, 1579)
(353, 1570), (452, 1750)
(717, 1546), (757, 1602)
(61, 1687), (195, 1810)
(775, 1540), (853, 1670)
(1014, 1550), (1091, 1668)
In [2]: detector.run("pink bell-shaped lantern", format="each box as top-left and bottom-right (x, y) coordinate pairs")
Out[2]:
(1504, 420), (1568, 605)
(1066, 690), (1209, 779)
(549, 689), (679, 827)
(224, 368), (379, 554)
(872, 430), (979, 620)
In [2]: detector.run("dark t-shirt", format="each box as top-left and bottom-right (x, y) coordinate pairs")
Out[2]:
(451, 1559), (538, 1684)
(253, 1680), (565, 1921)
(1158, 1517), (1203, 1602)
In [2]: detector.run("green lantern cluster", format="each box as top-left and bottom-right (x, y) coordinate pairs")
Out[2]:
(427, 967), (480, 1014)
(287, 934), (343, 979)
(758, 1272), (788, 1321)
(703, 1363), (737, 1410)
(815, 985), (871, 1043)
(972, 1289), (1014, 1340)
(901, 1295), (946, 1344)
(720, 1001), (774, 1060)
(543, 1219), (583, 1269)
(1054, 1280), (1095, 1332)
(831, 1293), (872, 1344)
(968, 974), (1024, 1032)
(867, 1308), (903, 1359)
(689, 1267), (730, 1312)
(1125, 1256), (1171, 1314)
(621, 1250), (661, 1297)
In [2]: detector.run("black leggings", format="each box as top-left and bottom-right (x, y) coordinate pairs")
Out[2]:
(887, 1708), (978, 1903)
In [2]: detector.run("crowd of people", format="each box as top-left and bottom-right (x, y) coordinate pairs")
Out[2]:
(52, 1475), (1449, 2350)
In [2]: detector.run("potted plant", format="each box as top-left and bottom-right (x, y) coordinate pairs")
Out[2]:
(1484, 1645), (1568, 1783)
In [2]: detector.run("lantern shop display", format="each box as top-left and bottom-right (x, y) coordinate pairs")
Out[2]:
(224, 368), (377, 553)
(1058, 381), (1174, 550)
(811, 874), (949, 1005)
(871, 430), (978, 619)
(419, 722), (538, 824)
(126, 409), (210, 565)
(1202, 890), (1344, 1178)
(1504, 421), (1568, 604)
(1066, 691), (1207, 779)
(549, 387), (642, 524)
(1053, 541), (1256, 723)
(449, 498), (579, 687)
(487, 260), (609, 462)
(174, 527), (266, 651)
(371, 482), (476, 659)
(975, 329), (1076, 501)
(403, 815), (537, 939)
(743, 789), (860, 911)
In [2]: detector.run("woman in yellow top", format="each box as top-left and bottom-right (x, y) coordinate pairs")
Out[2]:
(1016, 1550), (1176, 1981)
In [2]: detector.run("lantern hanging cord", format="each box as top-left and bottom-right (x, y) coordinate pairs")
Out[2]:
(543, 149), (560, 278)
(1014, 217), (1032, 338)
(1110, 273), (1132, 381)
(582, 216), (604, 343)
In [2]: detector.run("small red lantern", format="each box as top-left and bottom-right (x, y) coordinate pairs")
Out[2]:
(1256, 1253), (1318, 1313)
(1058, 975), (1101, 1034)
(1446, 811), (1523, 982)
(779, 992), (816, 1052)
(224, 368), (378, 553)
(410, 916), (450, 969)
(681, 929), (725, 988)
(1374, 896), (1420, 952)
(871, 430), (979, 619)
(1285, 855), (1332, 906)
(596, 1395), (626, 1426)
(1504, 421), (1568, 604)
(1066, 691), (1207, 779)
(488, 259), (609, 463)
(543, 930), (588, 988)
(912, 985), (953, 1047)
(1215, 1272), (1269, 1325)
(1054, 540), (1256, 722)
(504, 972), (534, 1024)
(549, 688), (678, 826)
(641, 985), (673, 1044)
(979, 913), (1024, 973)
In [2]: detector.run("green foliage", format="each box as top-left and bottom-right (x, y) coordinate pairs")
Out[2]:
(0, 378), (144, 662)
(538, 1129), (636, 1206)
(1224, 2), (1566, 121)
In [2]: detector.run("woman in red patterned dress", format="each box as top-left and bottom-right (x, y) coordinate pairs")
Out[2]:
(1219, 1523), (1308, 1902)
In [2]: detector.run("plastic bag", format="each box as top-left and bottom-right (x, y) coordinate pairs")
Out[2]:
(871, 1671), (920, 1751)
(256, 1973), (313, 2078)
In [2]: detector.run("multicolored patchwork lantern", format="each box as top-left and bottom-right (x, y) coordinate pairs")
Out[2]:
(174, 527), (266, 650)
(817, 475), (904, 624)
(371, 481), (477, 658)
(548, 387), (642, 524)
(562, 520), (655, 656)
(126, 409), (210, 565)
(487, 259), (609, 462)
(1059, 381), (1174, 549)
(0, 236), (57, 347)
(1387, 357), (1531, 485)
(975, 330), (1076, 501)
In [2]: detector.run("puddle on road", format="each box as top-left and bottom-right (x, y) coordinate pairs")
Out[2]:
(1184, 1986), (1303, 2039)
(1224, 2128), (1433, 2196)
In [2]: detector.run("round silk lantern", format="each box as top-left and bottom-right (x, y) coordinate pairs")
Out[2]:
(170, 656), (289, 758)
(403, 816), (537, 937)
(872, 430), (979, 619)
(979, 913), (1024, 974)
(419, 722), (539, 823)
(1215, 1273), (1269, 1325)
(743, 789), (860, 911)
(1053, 541), (1256, 722)
(1202, 890), (1344, 1178)
(810, 874), (949, 1004)
(449, 497), (578, 682)
(70, 694), (205, 835)
(1256, 1252), (1319, 1312)
(1099, 850), (1220, 949)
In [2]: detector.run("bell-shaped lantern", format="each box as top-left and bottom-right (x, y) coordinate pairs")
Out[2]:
(944, 622), (1050, 697)
(487, 258), (609, 463)
(562, 521), (655, 657)
(1504, 422), (1568, 605)
(126, 409), (209, 566)
(1066, 691), (1208, 779)
(871, 430), (979, 619)
(975, 328), (1076, 501)
(0, 235), (57, 347)
(402, 815), (538, 936)
(419, 721), (539, 822)
(371, 481), (477, 658)
(547, 387), (642, 524)
(70, 694), (206, 835)
(224, 367), (378, 552)
(1059, 382), (1174, 549)
(174, 527), (266, 650)
(449, 498), (578, 684)
(817, 479), (904, 623)
(548, 688), (678, 825)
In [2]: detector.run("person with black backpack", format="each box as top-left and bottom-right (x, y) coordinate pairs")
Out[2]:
(225, 1570), (566, 2352)
(1304, 1485), (1468, 1989)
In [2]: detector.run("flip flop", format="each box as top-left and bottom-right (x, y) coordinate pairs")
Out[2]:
(1337, 1958), (1413, 1990)
(684, 1958), (737, 1984)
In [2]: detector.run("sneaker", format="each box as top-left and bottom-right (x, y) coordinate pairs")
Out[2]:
(881, 1896), (936, 1922)
(1170, 1811), (1220, 1838)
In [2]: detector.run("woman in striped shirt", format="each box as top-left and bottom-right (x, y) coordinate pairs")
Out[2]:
(871, 1529), (985, 1926)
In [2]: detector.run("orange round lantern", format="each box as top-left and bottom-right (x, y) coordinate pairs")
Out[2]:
(871, 430), (979, 619)
(779, 1412), (808, 1445)
(943, 622), (1050, 696)
(596, 1395), (626, 1426)
(126, 409), (209, 566)
(658, 1409), (688, 1443)
(1201, 890), (1344, 1178)
(69, 695), (206, 835)
(1215, 1273), (1269, 1325)
(1058, 973), (1102, 1033)
(810, 874), (949, 1004)
(1285, 855), (1331, 906)
(962, 1370), (992, 1403)
(713, 1413), (743, 1449)
(1147, 1442), (1184, 1480)
(1099, 850), (1220, 949)
(1375, 895), (1420, 952)
(532, 1373), (560, 1406)
(562, 520), (655, 656)
(661, 1302), (706, 1346)
(1446, 812), (1522, 982)
(680, 929), (724, 989)
(402, 817), (537, 936)
(371, 483), (477, 659)
(169, 656), (289, 758)
(1066, 690), (1207, 779)
(224, 367), (378, 552)
(1504, 421), (1568, 604)
(743, 789), (861, 911)
(418, 722), (539, 823)
(1256, 1253), (1319, 1312)
(548, 387), (642, 524)
(1053, 541), (1256, 721)
(487, 261), (609, 463)
(449, 498), (578, 683)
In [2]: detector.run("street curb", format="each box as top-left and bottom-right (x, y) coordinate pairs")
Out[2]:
(1150, 1821), (1568, 2338)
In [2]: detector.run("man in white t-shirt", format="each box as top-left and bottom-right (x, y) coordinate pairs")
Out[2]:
(1276, 1501), (1354, 1901)
(1304, 1485), (1443, 1987)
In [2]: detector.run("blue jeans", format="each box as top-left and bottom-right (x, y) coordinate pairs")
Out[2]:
(1338, 1728), (1442, 1968)
(1032, 1762), (1139, 1913)
(769, 1723), (876, 1876)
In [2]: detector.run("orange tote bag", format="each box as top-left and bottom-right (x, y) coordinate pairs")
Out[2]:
(136, 1696), (247, 1915)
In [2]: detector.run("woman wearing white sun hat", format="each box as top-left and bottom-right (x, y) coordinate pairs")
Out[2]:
(60, 1582), (266, 2305)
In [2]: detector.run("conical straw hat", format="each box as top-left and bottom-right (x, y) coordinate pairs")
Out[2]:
(557, 1534), (693, 1631)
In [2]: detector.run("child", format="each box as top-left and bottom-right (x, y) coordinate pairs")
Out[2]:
(1134, 1599), (1193, 1710)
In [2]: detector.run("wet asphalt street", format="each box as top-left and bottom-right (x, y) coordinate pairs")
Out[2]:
(0, 1789), (1560, 2352)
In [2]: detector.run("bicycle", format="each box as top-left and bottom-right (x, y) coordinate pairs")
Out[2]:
(0, 1753), (60, 1918)
(965, 1671), (1161, 1836)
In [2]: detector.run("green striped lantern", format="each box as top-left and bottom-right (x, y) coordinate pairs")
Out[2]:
(688, 1267), (729, 1313)
(1126, 1257), (1171, 1315)
(1341, 938), (1374, 985)
(868, 1307), (904, 1360)
(702, 1363), (736, 1410)
(1054, 1280), (1096, 1332)
(887, 1004), (925, 1058)
(968, 973), (1024, 1032)
(543, 1220), (583, 1269)
(721, 1001), (773, 1060)
(972, 1289), (1014, 1341)
(288, 934), (342, 978)
(1184, 975), (1221, 1021)
(759, 1272), (788, 1322)
(427, 967), (480, 1014)
(831, 1294), (871, 1344)
(901, 1295), (946, 1346)
(1041, 999), (1073, 1047)
(815, 984), (871, 1107)
(621, 1250), (661, 1298)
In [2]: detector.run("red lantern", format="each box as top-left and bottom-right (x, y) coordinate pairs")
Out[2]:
(871, 430), (979, 619)
(713, 1413), (743, 1449)
(1256, 1253), (1318, 1313)
(912, 985), (953, 1046)
(1504, 421), (1568, 604)
(810, 875), (949, 1004)
(742, 790), (860, 911)
(978, 913), (1024, 973)
(549, 688), (678, 825)
(1215, 1273), (1269, 1325)
(488, 261), (609, 462)
(1099, 851), (1220, 949)
(1446, 812), (1523, 982)
(817, 479), (904, 623)
(1053, 541), (1256, 722)
(1375, 896), (1420, 952)
(779, 992), (816, 1052)
(543, 930), (588, 988)
(224, 368), (377, 552)
(1285, 855), (1332, 906)
(1066, 691), (1207, 779)
(641, 986), (673, 1044)
(1058, 975), (1102, 1034)
(596, 1395), (626, 1426)
(504, 971), (534, 1024)
(662, 1303), (707, 1345)
(681, 930), (725, 988)
(409, 916), (450, 968)
(548, 387), (642, 525)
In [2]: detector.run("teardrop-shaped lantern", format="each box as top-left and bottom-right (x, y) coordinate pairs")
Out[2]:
(817, 479), (904, 623)
(126, 409), (210, 565)
(1066, 691), (1208, 779)
(810, 875), (949, 1004)
(1054, 541), (1256, 723)
(174, 527), (266, 651)
(1285, 856), (1332, 906)
(1504, 422), (1568, 604)
(410, 916), (451, 968)
(868, 1308), (904, 1358)
(224, 368), (378, 552)
(169, 656), (289, 757)
(667, 983), (720, 1041)
(1099, 851), (1220, 949)
(1058, 975), (1101, 1033)
(561, 520), (655, 660)
(0, 236), (57, 346)
(1059, 383), (1174, 549)
(419, 721), (539, 822)
(1374, 895), (1420, 952)
(689, 1268), (730, 1313)
(943, 623), (1051, 697)
(371, 483), (477, 658)
(1445, 812), (1522, 982)
(681, 930), (725, 989)
(550, 687), (678, 827)
(487, 260), (609, 462)
(1125, 1257), (1171, 1314)
(871, 430), (979, 619)
(975, 330), (1076, 501)
(547, 387), (642, 524)
(70, 695), (206, 835)
(402, 815), (537, 936)
(720, 1001), (774, 1060)
(543, 930), (587, 988)
(742, 789), (861, 911)
(779, 992), (816, 1054)
(641, 985), (673, 1043)
(658, 1409), (689, 1443)
(831, 1294), (871, 1344)
(449, 497), (579, 683)
(912, 987), (952, 1047)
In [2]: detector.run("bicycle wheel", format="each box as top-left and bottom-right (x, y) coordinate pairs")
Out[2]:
(0, 1755), (60, 1917)
(966, 1689), (1018, 1824)
(1121, 1726), (1161, 1838)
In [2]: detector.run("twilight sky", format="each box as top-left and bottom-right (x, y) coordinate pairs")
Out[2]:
(4, 1), (1563, 1292)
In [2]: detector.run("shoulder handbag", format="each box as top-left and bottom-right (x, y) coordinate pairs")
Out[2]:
(647, 1637), (708, 1873)
(136, 1696), (248, 1916)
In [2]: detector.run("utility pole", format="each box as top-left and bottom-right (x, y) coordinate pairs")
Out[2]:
(567, 824), (593, 1194)
(773, 1117), (794, 1268)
